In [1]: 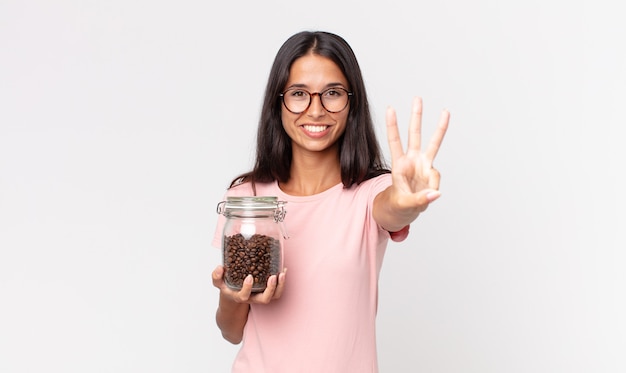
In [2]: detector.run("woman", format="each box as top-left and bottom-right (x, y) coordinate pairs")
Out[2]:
(212, 30), (449, 372)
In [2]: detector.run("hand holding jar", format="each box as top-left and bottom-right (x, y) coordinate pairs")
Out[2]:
(211, 265), (287, 305)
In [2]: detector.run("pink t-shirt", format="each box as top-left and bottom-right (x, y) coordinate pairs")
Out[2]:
(212, 173), (408, 373)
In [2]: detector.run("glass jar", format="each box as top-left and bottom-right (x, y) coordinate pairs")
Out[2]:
(216, 196), (287, 292)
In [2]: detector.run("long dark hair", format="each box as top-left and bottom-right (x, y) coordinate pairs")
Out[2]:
(230, 31), (389, 189)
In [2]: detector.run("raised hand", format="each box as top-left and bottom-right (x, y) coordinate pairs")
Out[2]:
(385, 96), (450, 216)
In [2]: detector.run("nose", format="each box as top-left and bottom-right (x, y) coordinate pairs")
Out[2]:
(306, 92), (326, 117)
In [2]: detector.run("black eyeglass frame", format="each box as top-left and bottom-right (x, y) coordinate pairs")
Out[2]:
(279, 87), (353, 114)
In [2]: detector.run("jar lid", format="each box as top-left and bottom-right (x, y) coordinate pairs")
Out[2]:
(216, 196), (287, 219)
(222, 196), (280, 210)
(216, 196), (289, 237)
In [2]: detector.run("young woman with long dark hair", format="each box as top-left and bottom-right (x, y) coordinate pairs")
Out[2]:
(212, 30), (450, 372)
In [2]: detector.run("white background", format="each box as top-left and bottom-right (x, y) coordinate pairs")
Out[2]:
(1, 1), (624, 372)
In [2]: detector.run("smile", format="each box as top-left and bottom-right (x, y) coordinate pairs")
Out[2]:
(302, 125), (329, 133)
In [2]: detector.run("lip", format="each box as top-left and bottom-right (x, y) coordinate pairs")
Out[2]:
(300, 124), (331, 138)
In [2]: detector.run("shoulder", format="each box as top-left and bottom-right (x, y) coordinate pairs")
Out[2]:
(336, 174), (392, 206)
(225, 182), (253, 196)
(225, 181), (278, 197)
(353, 173), (392, 196)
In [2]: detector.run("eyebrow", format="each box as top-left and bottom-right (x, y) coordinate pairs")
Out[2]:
(285, 82), (348, 90)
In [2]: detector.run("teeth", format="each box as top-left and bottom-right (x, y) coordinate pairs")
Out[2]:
(303, 125), (328, 133)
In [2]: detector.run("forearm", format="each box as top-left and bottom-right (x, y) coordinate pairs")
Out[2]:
(216, 293), (250, 344)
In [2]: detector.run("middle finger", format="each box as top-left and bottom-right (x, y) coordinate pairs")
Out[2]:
(407, 97), (423, 153)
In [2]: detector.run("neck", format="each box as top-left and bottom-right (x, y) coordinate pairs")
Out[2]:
(279, 147), (342, 196)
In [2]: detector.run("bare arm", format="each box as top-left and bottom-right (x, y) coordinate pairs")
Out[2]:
(215, 291), (250, 344)
(373, 97), (450, 231)
(212, 265), (287, 344)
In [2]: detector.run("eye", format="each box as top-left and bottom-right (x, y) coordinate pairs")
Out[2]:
(323, 88), (345, 98)
(288, 89), (308, 98)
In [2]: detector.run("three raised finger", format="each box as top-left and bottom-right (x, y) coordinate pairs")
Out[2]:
(386, 106), (404, 164)
(407, 96), (423, 153)
(425, 109), (450, 162)
(387, 97), (449, 164)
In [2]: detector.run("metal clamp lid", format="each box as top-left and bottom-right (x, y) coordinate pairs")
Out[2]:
(216, 196), (289, 239)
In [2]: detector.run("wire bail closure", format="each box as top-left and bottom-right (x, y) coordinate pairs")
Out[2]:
(216, 197), (289, 239)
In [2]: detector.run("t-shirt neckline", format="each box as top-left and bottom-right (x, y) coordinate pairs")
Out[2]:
(274, 181), (345, 202)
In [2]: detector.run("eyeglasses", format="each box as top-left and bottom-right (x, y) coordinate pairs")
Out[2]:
(279, 87), (353, 114)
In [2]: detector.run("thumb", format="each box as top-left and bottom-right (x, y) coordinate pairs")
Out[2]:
(417, 189), (441, 206)
(212, 265), (225, 288)
(425, 189), (441, 202)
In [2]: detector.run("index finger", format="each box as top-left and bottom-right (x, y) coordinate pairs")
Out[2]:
(272, 268), (287, 299)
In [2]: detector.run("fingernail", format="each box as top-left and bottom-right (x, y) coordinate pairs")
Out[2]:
(244, 275), (253, 285)
(426, 191), (441, 202)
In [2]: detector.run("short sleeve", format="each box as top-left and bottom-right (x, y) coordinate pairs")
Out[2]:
(389, 224), (410, 242)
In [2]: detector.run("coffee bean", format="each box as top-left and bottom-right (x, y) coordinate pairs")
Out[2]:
(223, 233), (281, 292)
